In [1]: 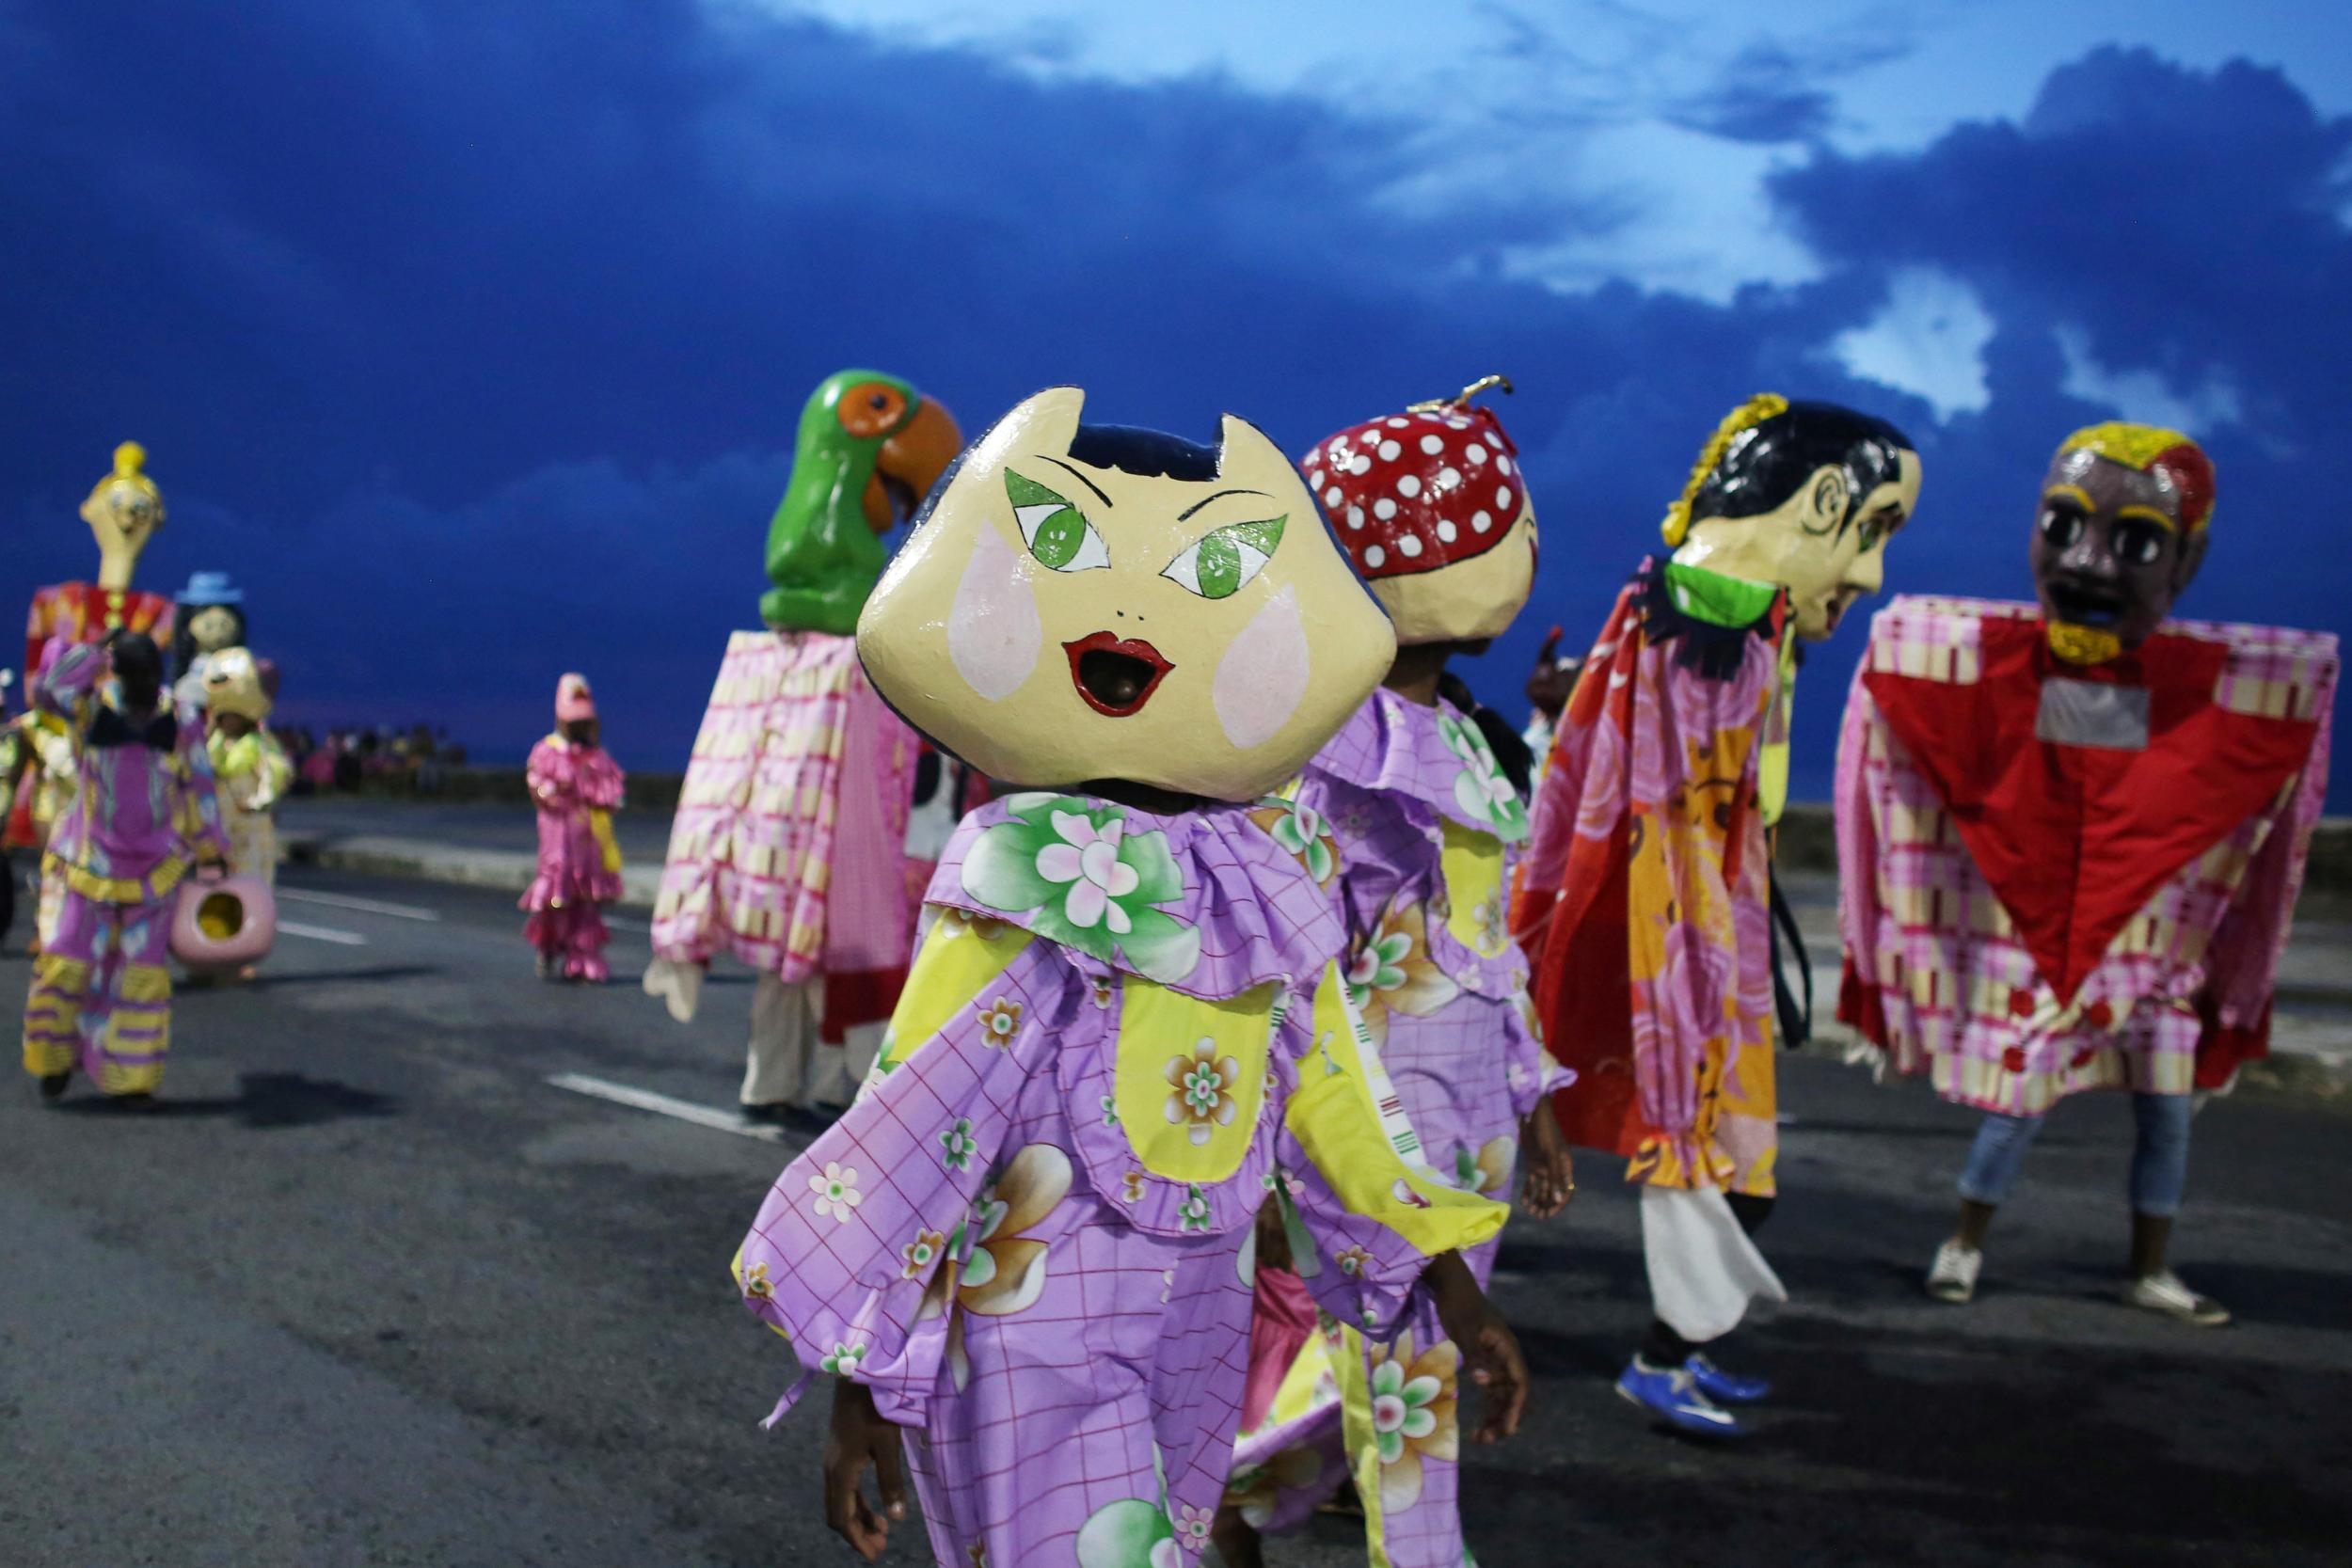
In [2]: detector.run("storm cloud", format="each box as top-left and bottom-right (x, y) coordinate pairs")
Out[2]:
(0, 8), (2341, 799)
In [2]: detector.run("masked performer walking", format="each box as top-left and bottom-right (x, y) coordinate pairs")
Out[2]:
(1513, 395), (1922, 1436)
(1836, 423), (2334, 1324)
(729, 388), (1530, 1568)
(523, 673), (628, 983)
(22, 632), (226, 1105)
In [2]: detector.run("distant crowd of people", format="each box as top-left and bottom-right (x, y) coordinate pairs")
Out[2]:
(279, 722), (466, 795)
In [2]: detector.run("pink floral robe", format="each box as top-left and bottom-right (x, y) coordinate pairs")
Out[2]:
(520, 734), (626, 981)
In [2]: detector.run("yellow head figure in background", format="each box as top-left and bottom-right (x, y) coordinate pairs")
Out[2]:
(857, 388), (1397, 800)
(82, 442), (166, 592)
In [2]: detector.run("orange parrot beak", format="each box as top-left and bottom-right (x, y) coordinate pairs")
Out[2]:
(862, 396), (963, 532)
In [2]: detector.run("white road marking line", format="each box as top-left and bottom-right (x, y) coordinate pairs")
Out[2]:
(278, 888), (442, 922)
(278, 920), (368, 946)
(547, 1072), (787, 1143)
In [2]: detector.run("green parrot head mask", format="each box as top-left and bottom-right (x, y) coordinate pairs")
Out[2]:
(761, 371), (962, 633)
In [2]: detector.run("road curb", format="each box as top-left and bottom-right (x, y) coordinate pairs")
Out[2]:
(281, 833), (662, 911)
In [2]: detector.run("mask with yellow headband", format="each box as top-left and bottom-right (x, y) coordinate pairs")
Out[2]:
(2028, 422), (2213, 666)
(1661, 394), (1924, 643)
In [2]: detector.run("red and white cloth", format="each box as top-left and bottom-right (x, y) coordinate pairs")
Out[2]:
(1836, 595), (2336, 1113)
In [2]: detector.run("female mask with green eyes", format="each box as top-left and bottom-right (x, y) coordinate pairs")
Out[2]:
(855, 387), (1397, 800)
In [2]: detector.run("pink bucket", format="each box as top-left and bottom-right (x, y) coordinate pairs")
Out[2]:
(171, 870), (278, 970)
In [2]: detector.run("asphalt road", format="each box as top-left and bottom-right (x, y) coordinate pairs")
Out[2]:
(1, 866), (2347, 1568)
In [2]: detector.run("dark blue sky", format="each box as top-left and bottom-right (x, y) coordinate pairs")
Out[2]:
(2, 3), (2344, 802)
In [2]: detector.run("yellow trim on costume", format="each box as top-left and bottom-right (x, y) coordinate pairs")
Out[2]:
(119, 963), (172, 1005)
(873, 915), (1034, 1074)
(48, 850), (188, 906)
(1286, 961), (1506, 1258)
(98, 1057), (165, 1095)
(1113, 979), (1275, 1183)
(1661, 393), (1788, 547)
(588, 810), (623, 874)
(1438, 819), (1506, 958)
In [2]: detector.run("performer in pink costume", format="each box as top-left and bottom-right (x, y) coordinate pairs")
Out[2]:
(521, 673), (628, 983)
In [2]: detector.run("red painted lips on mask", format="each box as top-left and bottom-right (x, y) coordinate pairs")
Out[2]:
(1064, 632), (1174, 717)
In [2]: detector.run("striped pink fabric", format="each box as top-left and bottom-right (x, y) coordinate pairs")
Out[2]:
(1836, 596), (2337, 1115)
(651, 630), (914, 982)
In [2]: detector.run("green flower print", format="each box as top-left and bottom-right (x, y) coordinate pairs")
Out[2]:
(1074, 1497), (1181, 1568)
(961, 794), (1200, 981)
(1251, 794), (1338, 884)
(1178, 1183), (1212, 1234)
(1365, 1331), (1459, 1510)
(940, 1117), (978, 1172)
(1345, 928), (1411, 1008)
(1453, 1143), (1480, 1190)
(1369, 1354), (1440, 1462)
(821, 1339), (867, 1376)
(1437, 712), (1529, 844)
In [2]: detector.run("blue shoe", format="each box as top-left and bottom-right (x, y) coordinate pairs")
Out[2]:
(1684, 1353), (1771, 1404)
(1615, 1356), (1747, 1437)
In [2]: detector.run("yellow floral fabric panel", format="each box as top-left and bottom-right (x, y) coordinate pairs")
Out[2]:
(1113, 980), (1274, 1183)
(873, 914), (1033, 1075)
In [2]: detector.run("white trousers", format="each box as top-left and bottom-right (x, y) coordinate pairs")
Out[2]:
(740, 974), (884, 1111)
(1641, 1185), (1788, 1344)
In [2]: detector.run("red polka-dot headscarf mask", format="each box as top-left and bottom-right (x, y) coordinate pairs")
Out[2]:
(1300, 377), (1537, 645)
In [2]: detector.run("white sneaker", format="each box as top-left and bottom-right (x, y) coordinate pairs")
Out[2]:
(2125, 1271), (2231, 1326)
(1927, 1239), (1981, 1303)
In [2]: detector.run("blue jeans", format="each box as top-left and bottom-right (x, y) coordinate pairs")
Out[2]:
(1957, 1092), (2193, 1218)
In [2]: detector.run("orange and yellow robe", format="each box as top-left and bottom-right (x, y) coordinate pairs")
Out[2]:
(1512, 557), (1789, 1197)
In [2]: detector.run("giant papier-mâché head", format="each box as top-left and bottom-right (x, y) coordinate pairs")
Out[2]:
(82, 442), (165, 593)
(761, 371), (962, 634)
(856, 387), (1397, 800)
(1300, 375), (1536, 646)
(1663, 395), (1922, 641)
(2029, 421), (2214, 665)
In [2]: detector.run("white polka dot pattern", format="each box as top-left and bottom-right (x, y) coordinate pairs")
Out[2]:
(1295, 398), (1527, 580)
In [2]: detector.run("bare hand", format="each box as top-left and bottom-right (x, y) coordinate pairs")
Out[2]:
(1422, 1251), (1529, 1444)
(1518, 1107), (1576, 1219)
(822, 1381), (907, 1561)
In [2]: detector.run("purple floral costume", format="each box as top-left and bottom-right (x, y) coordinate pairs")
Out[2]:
(21, 643), (226, 1094)
(732, 792), (1504, 1568)
(1227, 689), (1565, 1563)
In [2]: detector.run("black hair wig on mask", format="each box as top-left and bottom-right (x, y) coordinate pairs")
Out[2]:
(1689, 402), (1915, 539)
